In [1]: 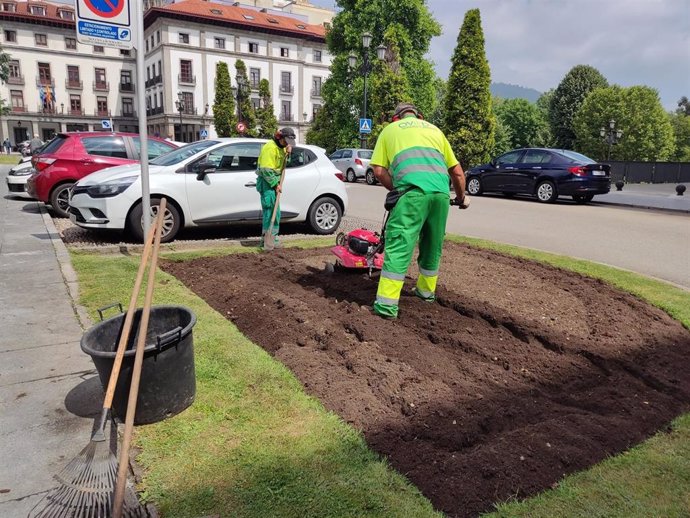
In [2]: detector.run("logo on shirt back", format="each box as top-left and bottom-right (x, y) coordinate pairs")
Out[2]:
(399, 120), (433, 130)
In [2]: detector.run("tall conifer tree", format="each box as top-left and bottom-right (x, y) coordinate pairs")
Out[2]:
(212, 62), (235, 137)
(255, 79), (278, 138)
(233, 59), (256, 137)
(443, 9), (494, 169)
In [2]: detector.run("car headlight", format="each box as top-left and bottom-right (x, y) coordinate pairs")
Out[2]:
(85, 176), (138, 198)
(9, 168), (34, 176)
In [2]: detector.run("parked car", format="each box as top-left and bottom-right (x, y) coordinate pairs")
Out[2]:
(465, 148), (611, 203)
(69, 138), (348, 243)
(26, 132), (177, 217)
(5, 160), (35, 198)
(17, 140), (31, 157)
(329, 148), (376, 184)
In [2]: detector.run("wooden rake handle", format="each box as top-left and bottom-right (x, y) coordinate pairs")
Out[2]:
(112, 198), (167, 518)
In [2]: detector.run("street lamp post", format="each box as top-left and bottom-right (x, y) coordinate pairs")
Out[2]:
(348, 33), (386, 149)
(175, 91), (185, 142)
(600, 119), (623, 160)
(233, 74), (247, 133)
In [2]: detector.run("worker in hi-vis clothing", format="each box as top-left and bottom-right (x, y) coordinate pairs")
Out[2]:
(255, 128), (295, 247)
(370, 103), (469, 319)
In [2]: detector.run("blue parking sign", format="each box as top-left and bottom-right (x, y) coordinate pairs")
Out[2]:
(359, 118), (372, 134)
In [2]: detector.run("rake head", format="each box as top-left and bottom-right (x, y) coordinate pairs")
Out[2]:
(29, 440), (146, 518)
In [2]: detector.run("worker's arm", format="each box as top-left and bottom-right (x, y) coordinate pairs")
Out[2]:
(449, 163), (466, 200)
(373, 165), (394, 191)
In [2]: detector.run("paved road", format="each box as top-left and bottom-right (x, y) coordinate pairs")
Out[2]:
(344, 183), (690, 290)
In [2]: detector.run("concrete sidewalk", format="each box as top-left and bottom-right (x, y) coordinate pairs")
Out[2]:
(593, 182), (690, 212)
(0, 165), (98, 517)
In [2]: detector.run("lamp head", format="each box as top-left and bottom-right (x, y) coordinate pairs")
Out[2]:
(362, 32), (372, 49)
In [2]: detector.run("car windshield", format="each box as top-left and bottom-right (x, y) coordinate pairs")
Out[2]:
(557, 150), (596, 164)
(150, 140), (219, 166)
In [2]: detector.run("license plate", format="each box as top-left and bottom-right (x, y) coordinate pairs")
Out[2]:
(593, 171), (606, 176)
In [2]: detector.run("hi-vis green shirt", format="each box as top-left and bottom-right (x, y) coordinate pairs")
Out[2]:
(256, 140), (287, 189)
(370, 117), (458, 194)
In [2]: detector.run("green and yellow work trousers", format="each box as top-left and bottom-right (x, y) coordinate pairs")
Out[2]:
(373, 190), (450, 318)
(257, 176), (280, 243)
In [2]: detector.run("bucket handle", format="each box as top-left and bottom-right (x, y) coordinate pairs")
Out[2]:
(97, 302), (124, 321)
(156, 326), (183, 350)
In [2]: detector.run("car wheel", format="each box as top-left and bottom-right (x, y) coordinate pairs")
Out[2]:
(467, 177), (483, 195)
(365, 169), (377, 185)
(128, 198), (181, 243)
(49, 182), (74, 218)
(346, 169), (356, 183)
(536, 180), (557, 203)
(308, 196), (342, 235)
(572, 194), (594, 204)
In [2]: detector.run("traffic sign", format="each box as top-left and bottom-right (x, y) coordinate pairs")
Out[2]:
(76, 0), (132, 49)
(101, 119), (112, 130)
(236, 122), (246, 133)
(359, 118), (372, 134)
(200, 129), (208, 139)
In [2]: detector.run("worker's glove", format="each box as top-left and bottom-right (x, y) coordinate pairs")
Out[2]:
(453, 195), (471, 209)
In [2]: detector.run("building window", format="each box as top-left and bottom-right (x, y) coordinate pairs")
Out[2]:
(9, 60), (20, 79)
(156, 30), (160, 44)
(152, 63), (156, 77)
(38, 62), (51, 84)
(145, 40), (149, 52)
(242, 14), (254, 20)
(121, 70), (132, 85)
(249, 68), (260, 89)
(4, 30), (17, 42)
(296, 24), (306, 29)
(120, 49), (130, 56)
(146, 66), (150, 80)
(182, 92), (194, 113)
(280, 71), (292, 93)
(30, 5), (46, 15)
(58, 9), (74, 20)
(314, 50), (322, 63)
(150, 35), (154, 48)
(312, 76), (322, 97)
(312, 104), (322, 120)
(95, 68), (106, 86)
(158, 60), (161, 76)
(97, 96), (108, 116)
(70, 94), (81, 115)
(67, 65), (80, 86)
(122, 98), (134, 116)
(267, 17), (278, 24)
(210, 8), (222, 14)
(251, 98), (260, 110)
(214, 37), (225, 49)
(159, 92), (163, 109)
(281, 100), (292, 121)
(3, 3), (17, 12)
(248, 42), (259, 54)
(35, 34), (47, 46)
(11, 90), (24, 110)
(65, 37), (77, 50)
(94, 45), (104, 53)
(280, 47), (289, 57)
(180, 60), (193, 83)
(179, 33), (189, 44)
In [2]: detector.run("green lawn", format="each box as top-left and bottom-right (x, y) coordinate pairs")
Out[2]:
(69, 237), (690, 518)
(0, 154), (21, 165)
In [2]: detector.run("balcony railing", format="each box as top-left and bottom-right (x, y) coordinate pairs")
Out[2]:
(119, 110), (136, 117)
(93, 81), (110, 92)
(65, 79), (83, 89)
(279, 112), (293, 122)
(146, 106), (165, 116)
(178, 74), (196, 85)
(8, 75), (25, 85)
(95, 109), (111, 117)
(178, 106), (197, 115)
(36, 76), (55, 87)
(279, 84), (294, 94)
(145, 75), (162, 88)
(310, 88), (322, 98)
(37, 105), (57, 114)
(69, 109), (83, 116)
(119, 82), (135, 92)
(250, 81), (260, 91)
(11, 106), (27, 113)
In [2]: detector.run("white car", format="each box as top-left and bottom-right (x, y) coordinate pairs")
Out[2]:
(69, 138), (348, 243)
(6, 158), (35, 198)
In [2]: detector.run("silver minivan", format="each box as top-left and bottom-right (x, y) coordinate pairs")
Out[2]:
(329, 148), (376, 184)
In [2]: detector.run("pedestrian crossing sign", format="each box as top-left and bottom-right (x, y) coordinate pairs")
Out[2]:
(359, 118), (372, 133)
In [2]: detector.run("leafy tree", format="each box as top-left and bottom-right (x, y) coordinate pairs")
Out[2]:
(233, 59), (256, 137)
(0, 45), (10, 116)
(309, 0), (441, 150)
(495, 98), (550, 149)
(573, 85), (675, 161)
(306, 102), (340, 154)
(668, 112), (690, 161)
(255, 79), (278, 138)
(426, 77), (447, 127)
(676, 96), (690, 116)
(212, 62), (235, 137)
(550, 65), (608, 149)
(443, 8), (495, 169)
(535, 89), (555, 146)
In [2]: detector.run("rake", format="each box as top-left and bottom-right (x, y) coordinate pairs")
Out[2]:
(29, 206), (165, 518)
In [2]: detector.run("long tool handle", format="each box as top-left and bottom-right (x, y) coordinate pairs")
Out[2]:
(112, 198), (167, 518)
(92, 220), (158, 441)
(263, 154), (288, 250)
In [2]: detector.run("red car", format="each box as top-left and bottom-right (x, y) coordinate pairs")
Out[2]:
(27, 132), (177, 217)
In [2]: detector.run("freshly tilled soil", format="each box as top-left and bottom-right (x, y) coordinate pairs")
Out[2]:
(161, 243), (690, 517)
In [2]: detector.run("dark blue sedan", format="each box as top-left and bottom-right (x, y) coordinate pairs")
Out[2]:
(466, 148), (611, 203)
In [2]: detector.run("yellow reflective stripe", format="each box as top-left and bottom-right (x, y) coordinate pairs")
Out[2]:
(377, 276), (404, 304)
(416, 272), (438, 296)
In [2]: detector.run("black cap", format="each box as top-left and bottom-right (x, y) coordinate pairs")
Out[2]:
(279, 127), (296, 146)
(393, 103), (420, 119)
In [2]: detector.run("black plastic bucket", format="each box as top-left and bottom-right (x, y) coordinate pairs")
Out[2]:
(81, 305), (197, 425)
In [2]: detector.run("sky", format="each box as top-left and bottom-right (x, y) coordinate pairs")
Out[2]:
(310, 0), (690, 111)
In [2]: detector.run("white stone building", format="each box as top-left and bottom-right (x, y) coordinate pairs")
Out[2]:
(0, 0), (332, 145)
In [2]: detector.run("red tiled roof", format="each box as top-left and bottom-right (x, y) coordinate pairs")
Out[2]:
(0, 0), (74, 26)
(149, 0), (326, 42)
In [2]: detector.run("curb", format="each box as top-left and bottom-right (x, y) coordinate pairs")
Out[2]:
(591, 200), (690, 215)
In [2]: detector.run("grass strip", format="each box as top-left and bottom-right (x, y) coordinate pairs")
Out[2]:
(0, 155), (22, 165)
(70, 235), (690, 518)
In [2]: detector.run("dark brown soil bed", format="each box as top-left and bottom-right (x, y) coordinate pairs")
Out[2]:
(161, 243), (690, 517)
